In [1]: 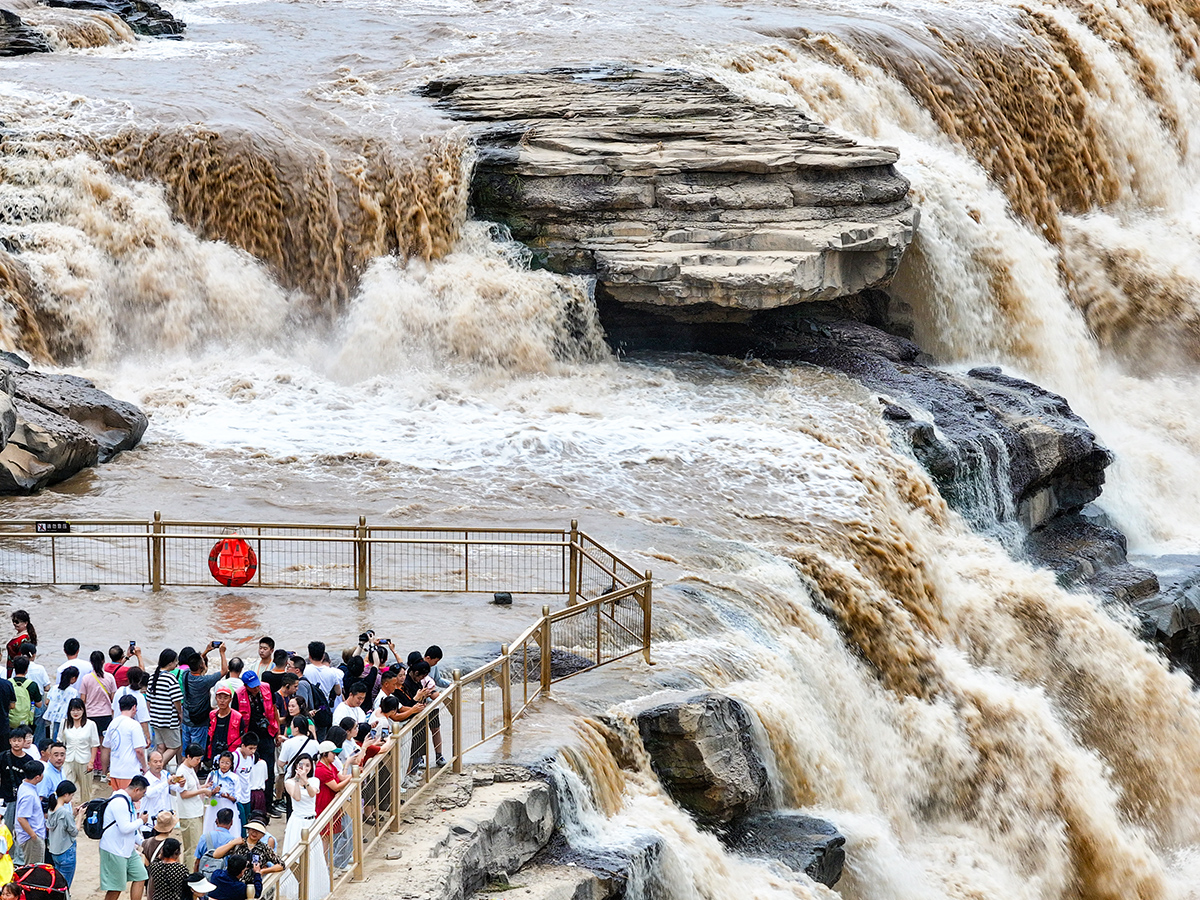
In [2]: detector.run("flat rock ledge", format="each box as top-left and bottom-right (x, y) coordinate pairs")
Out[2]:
(0, 357), (147, 492)
(422, 67), (918, 318)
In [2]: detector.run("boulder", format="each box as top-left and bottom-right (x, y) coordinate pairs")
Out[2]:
(723, 812), (846, 887)
(0, 8), (52, 55)
(41, 0), (183, 35)
(1024, 514), (1158, 604)
(633, 691), (769, 825)
(0, 364), (146, 493)
(422, 67), (917, 318)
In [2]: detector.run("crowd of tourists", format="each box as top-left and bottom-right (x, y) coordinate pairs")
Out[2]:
(0, 610), (453, 900)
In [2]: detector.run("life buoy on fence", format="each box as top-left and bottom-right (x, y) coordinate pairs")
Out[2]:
(208, 536), (257, 587)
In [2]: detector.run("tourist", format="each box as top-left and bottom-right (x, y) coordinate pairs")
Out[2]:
(284, 658), (315, 709)
(210, 814), (282, 882)
(147, 651), (184, 768)
(142, 750), (175, 825)
(396, 661), (436, 775)
(231, 737), (258, 829)
(43, 670), (78, 742)
(207, 857), (259, 900)
(15, 759), (46, 865)
(194, 807), (235, 876)
(80, 651), (118, 773)
(259, 651), (287, 697)
(21, 644), (49, 745)
(9, 657), (42, 732)
(235, 674), (276, 791)
(5, 612), (37, 678)
(330, 682), (368, 732)
(207, 688), (241, 764)
(112, 668), (152, 745)
(55, 640), (83, 682)
(61, 700), (98, 804)
(185, 873), (215, 899)
(280, 754), (328, 900)
(280, 694), (314, 740)
(103, 695), (148, 791)
(172, 746), (209, 863)
(247, 752), (268, 819)
(304, 643), (342, 700)
(372, 667), (402, 715)
(313, 741), (352, 871)
(105, 645), (144, 690)
(99, 774), (150, 900)
(36, 741), (65, 799)
(253, 639), (274, 676)
(0, 727), (33, 832)
(139, 810), (176, 867)
(201, 753), (237, 835)
(214, 660), (243, 707)
(46, 779), (82, 888)
(182, 644), (228, 759)
(145, 837), (189, 900)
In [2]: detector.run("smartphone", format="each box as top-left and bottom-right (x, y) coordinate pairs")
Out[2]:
(212, 640), (222, 648)
(129, 641), (136, 651)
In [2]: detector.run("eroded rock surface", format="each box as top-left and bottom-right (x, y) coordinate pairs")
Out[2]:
(42, 0), (183, 36)
(633, 691), (769, 825)
(723, 813), (846, 887)
(423, 67), (917, 317)
(0, 362), (147, 492)
(0, 8), (51, 54)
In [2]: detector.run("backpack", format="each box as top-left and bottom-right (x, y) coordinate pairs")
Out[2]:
(197, 832), (228, 876)
(8, 678), (32, 728)
(309, 680), (333, 731)
(83, 795), (131, 840)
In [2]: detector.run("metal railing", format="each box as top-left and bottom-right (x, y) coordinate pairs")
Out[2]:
(0, 512), (652, 900)
(0, 514), (591, 598)
(263, 577), (652, 900)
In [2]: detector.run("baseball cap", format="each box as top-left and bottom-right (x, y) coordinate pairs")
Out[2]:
(241, 671), (261, 689)
(317, 740), (338, 754)
(215, 685), (233, 696)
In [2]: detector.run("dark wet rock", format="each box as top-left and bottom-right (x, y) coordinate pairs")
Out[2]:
(531, 831), (665, 900)
(511, 647), (594, 681)
(1024, 514), (1158, 603)
(633, 691), (769, 825)
(723, 813), (846, 887)
(0, 366), (147, 493)
(0, 8), (52, 55)
(423, 67), (916, 318)
(760, 317), (1111, 534)
(42, 0), (184, 35)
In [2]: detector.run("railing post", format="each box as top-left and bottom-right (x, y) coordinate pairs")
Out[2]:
(151, 510), (163, 592)
(351, 767), (365, 880)
(389, 733), (403, 831)
(500, 644), (513, 734)
(356, 516), (367, 601)
(451, 670), (463, 775)
(540, 605), (552, 697)
(568, 520), (579, 605)
(299, 828), (310, 900)
(642, 570), (653, 665)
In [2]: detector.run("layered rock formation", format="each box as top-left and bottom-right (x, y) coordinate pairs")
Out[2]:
(723, 813), (846, 887)
(423, 68), (917, 318)
(0, 0), (181, 51)
(0, 358), (147, 492)
(0, 8), (50, 54)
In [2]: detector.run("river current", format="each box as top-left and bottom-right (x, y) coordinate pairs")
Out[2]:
(5, 0), (1200, 895)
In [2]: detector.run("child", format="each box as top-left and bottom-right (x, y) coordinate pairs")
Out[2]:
(44, 671), (78, 742)
(248, 755), (268, 819)
(418, 666), (446, 767)
(202, 752), (238, 835)
(46, 779), (82, 888)
(231, 736), (258, 829)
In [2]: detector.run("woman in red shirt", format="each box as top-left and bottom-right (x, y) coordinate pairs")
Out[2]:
(5, 612), (36, 678)
(314, 742), (352, 872)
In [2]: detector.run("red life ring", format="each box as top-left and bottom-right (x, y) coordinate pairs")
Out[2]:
(208, 537), (258, 587)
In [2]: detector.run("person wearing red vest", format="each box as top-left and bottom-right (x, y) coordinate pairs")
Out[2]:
(207, 687), (242, 764)
(235, 672), (278, 815)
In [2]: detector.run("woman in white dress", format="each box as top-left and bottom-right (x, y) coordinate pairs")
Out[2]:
(281, 754), (330, 900)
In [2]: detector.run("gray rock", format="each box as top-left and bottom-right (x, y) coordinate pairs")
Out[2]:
(41, 0), (184, 35)
(633, 691), (769, 825)
(1024, 514), (1158, 604)
(0, 8), (51, 56)
(422, 67), (917, 317)
(0, 366), (146, 493)
(723, 813), (846, 887)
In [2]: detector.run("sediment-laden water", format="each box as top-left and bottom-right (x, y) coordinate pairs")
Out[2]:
(5, 0), (1200, 895)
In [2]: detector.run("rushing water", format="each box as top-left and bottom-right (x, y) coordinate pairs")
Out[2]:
(6, 0), (1200, 895)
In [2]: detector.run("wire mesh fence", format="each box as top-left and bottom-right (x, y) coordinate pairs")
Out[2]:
(367, 528), (568, 594)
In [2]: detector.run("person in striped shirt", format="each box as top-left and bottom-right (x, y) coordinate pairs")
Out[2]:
(146, 651), (184, 769)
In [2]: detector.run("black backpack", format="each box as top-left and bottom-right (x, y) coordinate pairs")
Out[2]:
(83, 795), (131, 840)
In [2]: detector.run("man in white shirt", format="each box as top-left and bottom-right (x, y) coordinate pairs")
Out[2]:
(331, 682), (369, 731)
(103, 696), (148, 791)
(141, 750), (174, 825)
(172, 745), (208, 863)
(304, 642), (343, 699)
(55, 638), (83, 682)
(100, 775), (149, 900)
